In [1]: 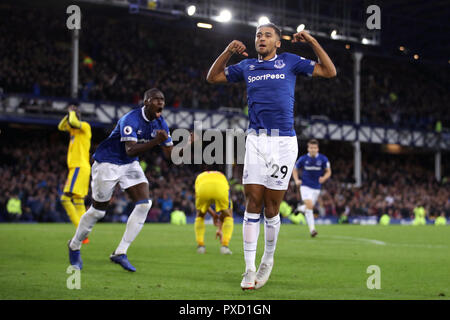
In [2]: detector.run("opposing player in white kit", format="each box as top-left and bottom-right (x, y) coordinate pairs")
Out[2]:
(292, 139), (332, 237)
(68, 88), (173, 272)
(207, 23), (336, 289)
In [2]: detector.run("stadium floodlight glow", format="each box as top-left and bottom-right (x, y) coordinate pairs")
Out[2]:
(217, 9), (232, 23)
(197, 22), (212, 29)
(345, 44), (350, 49)
(296, 24), (305, 32)
(282, 35), (291, 41)
(331, 29), (337, 39)
(399, 46), (405, 51)
(413, 54), (419, 60)
(186, 5), (196, 16)
(258, 16), (270, 25)
(361, 37), (369, 45)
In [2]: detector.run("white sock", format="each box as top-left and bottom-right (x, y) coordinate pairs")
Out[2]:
(261, 214), (280, 265)
(297, 204), (306, 212)
(115, 200), (152, 255)
(305, 209), (315, 233)
(243, 211), (261, 272)
(70, 206), (106, 250)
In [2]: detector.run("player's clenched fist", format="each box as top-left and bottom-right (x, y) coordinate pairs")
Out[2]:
(292, 31), (316, 44)
(226, 40), (248, 57)
(155, 130), (168, 143)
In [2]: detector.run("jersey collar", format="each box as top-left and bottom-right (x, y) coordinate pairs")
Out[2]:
(141, 106), (150, 122)
(258, 54), (278, 63)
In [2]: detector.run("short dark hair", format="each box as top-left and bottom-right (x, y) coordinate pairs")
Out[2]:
(307, 139), (319, 146)
(257, 23), (282, 39)
(144, 88), (163, 101)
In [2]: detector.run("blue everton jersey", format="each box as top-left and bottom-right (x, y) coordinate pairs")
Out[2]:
(225, 52), (315, 136)
(295, 153), (330, 190)
(93, 107), (173, 165)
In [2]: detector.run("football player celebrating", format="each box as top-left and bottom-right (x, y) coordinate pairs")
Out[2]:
(207, 23), (336, 289)
(68, 88), (173, 272)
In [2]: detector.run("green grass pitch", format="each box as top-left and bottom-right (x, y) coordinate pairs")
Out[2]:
(0, 223), (448, 300)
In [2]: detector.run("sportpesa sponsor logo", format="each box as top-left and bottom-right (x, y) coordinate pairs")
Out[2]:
(304, 166), (322, 171)
(247, 73), (285, 83)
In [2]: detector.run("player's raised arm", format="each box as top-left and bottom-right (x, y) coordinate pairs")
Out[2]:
(292, 31), (336, 78)
(124, 130), (168, 158)
(57, 115), (69, 132)
(206, 40), (248, 84)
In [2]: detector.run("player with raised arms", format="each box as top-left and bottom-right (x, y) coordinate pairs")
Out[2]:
(207, 23), (336, 289)
(292, 139), (332, 237)
(68, 88), (173, 272)
(58, 105), (92, 244)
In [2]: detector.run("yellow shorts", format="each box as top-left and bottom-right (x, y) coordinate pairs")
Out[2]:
(195, 181), (231, 214)
(63, 167), (90, 197)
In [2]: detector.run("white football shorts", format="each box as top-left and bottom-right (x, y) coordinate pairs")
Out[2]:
(91, 160), (148, 202)
(300, 185), (321, 205)
(242, 133), (298, 190)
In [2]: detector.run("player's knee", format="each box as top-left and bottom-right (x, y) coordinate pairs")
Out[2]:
(304, 201), (314, 210)
(196, 211), (206, 218)
(264, 207), (279, 218)
(246, 195), (263, 213)
(263, 200), (281, 217)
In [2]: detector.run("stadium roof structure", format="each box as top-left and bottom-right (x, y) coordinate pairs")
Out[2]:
(70, 0), (449, 65)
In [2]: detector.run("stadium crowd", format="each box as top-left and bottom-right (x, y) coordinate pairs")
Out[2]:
(0, 4), (449, 131)
(0, 129), (448, 223)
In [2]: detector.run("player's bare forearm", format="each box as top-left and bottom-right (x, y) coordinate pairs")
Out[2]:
(206, 50), (233, 84)
(207, 40), (248, 83)
(162, 145), (173, 159)
(125, 139), (162, 158)
(292, 168), (302, 185)
(292, 31), (336, 78)
(207, 207), (216, 217)
(319, 168), (332, 184)
(309, 39), (336, 78)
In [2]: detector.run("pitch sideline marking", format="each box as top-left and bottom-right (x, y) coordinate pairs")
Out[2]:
(324, 235), (387, 246)
(319, 235), (447, 248)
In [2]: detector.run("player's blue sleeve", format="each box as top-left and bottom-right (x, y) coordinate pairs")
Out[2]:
(119, 116), (138, 142)
(295, 156), (304, 169)
(291, 54), (316, 77)
(159, 118), (173, 147)
(224, 60), (246, 83)
(323, 156), (331, 169)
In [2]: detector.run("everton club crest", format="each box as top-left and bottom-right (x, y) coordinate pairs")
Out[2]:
(274, 59), (285, 69)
